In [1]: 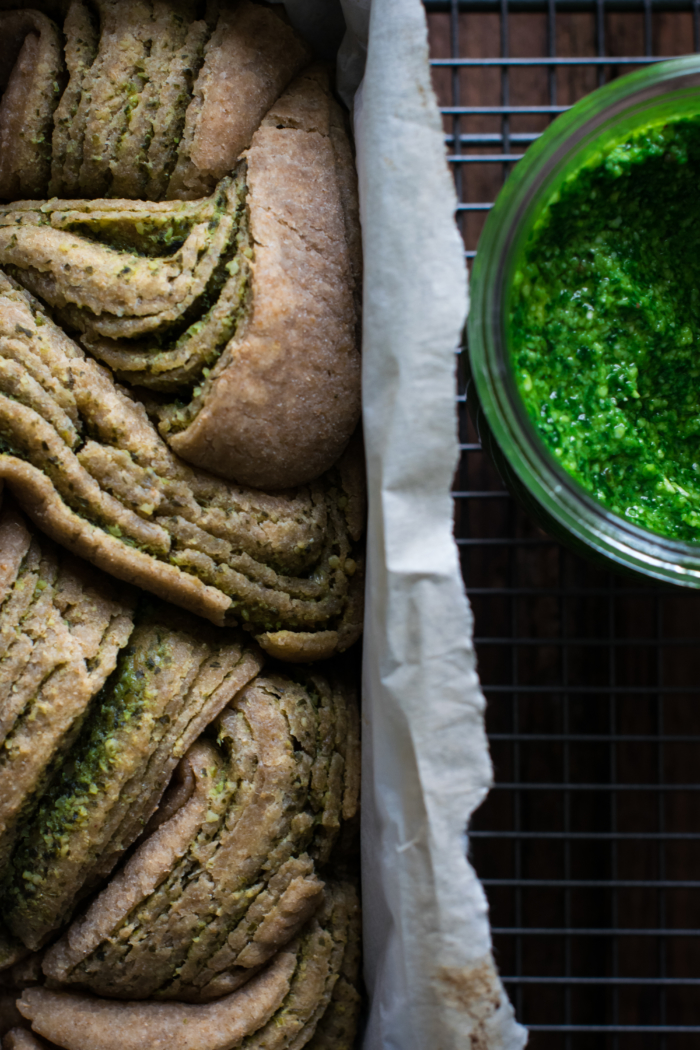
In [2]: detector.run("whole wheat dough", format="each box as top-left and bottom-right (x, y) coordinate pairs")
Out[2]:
(0, 0), (361, 492)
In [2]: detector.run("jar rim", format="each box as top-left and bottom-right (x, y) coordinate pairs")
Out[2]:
(468, 55), (700, 586)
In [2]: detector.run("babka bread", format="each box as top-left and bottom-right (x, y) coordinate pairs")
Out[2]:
(0, 507), (361, 1044)
(0, 3), (364, 1044)
(0, 275), (363, 661)
(42, 673), (359, 999)
(17, 883), (361, 1050)
(0, 3), (361, 490)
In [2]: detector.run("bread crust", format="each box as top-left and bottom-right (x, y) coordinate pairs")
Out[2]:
(167, 0), (311, 200)
(169, 65), (362, 490)
(0, 498), (135, 881)
(2, 1028), (51, 1050)
(19, 952), (297, 1050)
(42, 672), (359, 1000)
(0, 9), (64, 200)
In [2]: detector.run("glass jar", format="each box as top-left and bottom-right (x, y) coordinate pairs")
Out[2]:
(468, 55), (700, 586)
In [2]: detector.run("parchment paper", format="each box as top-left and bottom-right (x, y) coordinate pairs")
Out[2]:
(283, 1), (528, 1046)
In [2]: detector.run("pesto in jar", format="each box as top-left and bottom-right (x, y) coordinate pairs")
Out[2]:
(510, 112), (700, 542)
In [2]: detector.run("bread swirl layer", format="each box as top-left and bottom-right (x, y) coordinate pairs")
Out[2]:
(42, 673), (359, 1001)
(19, 882), (360, 1050)
(0, 276), (363, 659)
(2, 604), (263, 950)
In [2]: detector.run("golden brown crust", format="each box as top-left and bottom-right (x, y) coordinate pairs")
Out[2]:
(167, 0), (311, 200)
(169, 65), (362, 490)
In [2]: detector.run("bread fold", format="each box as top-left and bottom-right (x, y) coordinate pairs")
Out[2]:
(0, 499), (134, 877)
(0, 178), (243, 341)
(0, 9), (64, 201)
(0, 176), (249, 393)
(167, 0), (312, 201)
(19, 882), (359, 1050)
(1, 604), (263, 951)
(43, 673), (360, 1001)
(0, 275), (363, 659)
(166, 65), (362, 490)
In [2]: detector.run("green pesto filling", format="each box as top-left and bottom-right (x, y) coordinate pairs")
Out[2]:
(149, 211), (246, 353)
(88, 175), (251, 399)
(70, 757), (233, 993)
(155, 254), (251, 422)
(2, 631), (172, 901)
(510, 112), (700, 543)
(67, 213), (195, 257)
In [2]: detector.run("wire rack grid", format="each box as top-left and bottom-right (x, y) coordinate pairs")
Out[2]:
(425, 1), (700, 1046)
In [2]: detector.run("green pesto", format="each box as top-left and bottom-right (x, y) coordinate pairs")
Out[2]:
(57, 178), (233, 260)
(87, 174), (249, 398)
(3, 632), (172, 896)
(68, 214), (195, 257)
(509, 112), (700, 542)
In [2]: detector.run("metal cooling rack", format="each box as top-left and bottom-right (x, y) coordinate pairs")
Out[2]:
(425, 1), (700, 1045)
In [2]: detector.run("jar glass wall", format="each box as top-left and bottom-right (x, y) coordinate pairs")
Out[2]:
(468, 55), (700, 586)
